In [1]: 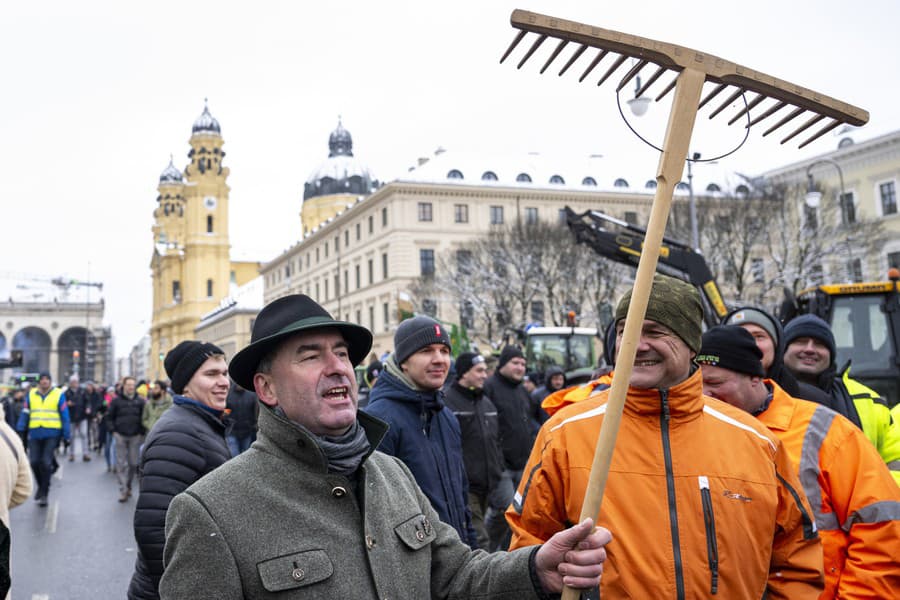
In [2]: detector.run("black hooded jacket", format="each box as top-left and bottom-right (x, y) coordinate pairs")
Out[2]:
(483, 372), (534, 472)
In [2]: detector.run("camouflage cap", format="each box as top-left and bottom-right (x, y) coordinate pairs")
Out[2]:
(615, 273), (703, 352)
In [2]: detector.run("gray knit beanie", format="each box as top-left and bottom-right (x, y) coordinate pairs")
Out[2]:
(393, 316), (451, 365)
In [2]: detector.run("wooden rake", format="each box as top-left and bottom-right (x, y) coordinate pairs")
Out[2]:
(499, 10), (867, 599)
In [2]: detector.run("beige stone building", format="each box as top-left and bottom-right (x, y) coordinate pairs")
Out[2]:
(195, 276), (263, 361)
(147, 103), (259, 378)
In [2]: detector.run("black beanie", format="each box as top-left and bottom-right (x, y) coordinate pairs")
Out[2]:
(498, 345), (525, 370)
(783, 314), (836, 360)
(455, 352), (485, 379)
(394, 316), (451, 365)
(697, 326), (765, 377)
(165, 341), (225, 394)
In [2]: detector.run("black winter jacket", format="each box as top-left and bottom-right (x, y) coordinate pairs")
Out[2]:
(443, 382), (504, 496)
(108, 394), (145, 436)
(64, 387), (91, 422)
(127, 396), (229, 600)
(483, 373), (534, 471)
(224, 386), (259, 438)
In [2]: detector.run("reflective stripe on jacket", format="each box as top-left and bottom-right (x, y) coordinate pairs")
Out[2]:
(509, 369), (824, 599)
(758, 381), (900, 598)
(28, 388), (63, 430)
(841, 371), (900, 486)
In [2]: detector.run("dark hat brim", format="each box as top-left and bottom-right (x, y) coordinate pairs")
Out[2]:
(229, 315), (372, 391)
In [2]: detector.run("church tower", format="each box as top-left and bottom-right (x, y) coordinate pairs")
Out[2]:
(149, 101), (232, 377)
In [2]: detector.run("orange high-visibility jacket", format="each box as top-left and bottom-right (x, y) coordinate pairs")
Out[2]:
(540, 374), (612, 418)
(509, 369), (824, 599)
(758, 381), (900, 599)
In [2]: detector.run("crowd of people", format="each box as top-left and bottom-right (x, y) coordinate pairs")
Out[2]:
(3, 274), (900, 598)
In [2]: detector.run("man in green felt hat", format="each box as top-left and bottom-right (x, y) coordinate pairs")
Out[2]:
(160, 294), (611, 599)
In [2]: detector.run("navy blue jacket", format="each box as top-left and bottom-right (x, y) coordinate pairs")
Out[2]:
(363, 365), (478, 549)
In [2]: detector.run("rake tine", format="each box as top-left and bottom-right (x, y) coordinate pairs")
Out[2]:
(616, 59), (648, 92)
(798, 119), (842, 149)
(708, 88), (745, 120)
(654, 77), (678, 102)
(517, 34), (548, 69)
(500, 30), (527, 64)
(727, 94), (766, 126)
(763, 107), (805, 137)
(746, 101), (787, 128)
(578, 49), (608, 82)
(597, 54), (628, 87)
(697, 83), (728, 110)
(540, 39), (569, 74)
(635, 66), (667, 98)
(559, 44), (587, 76)
(781, 113), (825, 144)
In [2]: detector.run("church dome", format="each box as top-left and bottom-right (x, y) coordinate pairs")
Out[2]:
(304, 118), (377, 201)
(192, 100), (221, 136)
(159, 156), (183, 184)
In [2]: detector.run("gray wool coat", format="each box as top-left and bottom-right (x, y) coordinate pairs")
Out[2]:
(160, 406), (544, 599)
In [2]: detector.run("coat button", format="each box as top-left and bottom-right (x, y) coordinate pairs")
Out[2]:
(332, 486), (347, 498)
(365, 534), (376, 549)
(415, 530), (425, 541)
(292, 567), (305, 581)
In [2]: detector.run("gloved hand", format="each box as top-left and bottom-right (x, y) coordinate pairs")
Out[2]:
(63, 438), (71, 451)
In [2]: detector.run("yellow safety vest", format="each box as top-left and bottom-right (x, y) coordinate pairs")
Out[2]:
(28, 387), (63, 430)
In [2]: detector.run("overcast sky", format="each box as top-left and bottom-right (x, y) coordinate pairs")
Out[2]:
(3, 0), (898, 355)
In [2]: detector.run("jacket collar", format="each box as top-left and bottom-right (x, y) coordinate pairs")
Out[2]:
(622, 368), (705, 419)
(256, 403), (388, 473)
(756, 380), (795, 432)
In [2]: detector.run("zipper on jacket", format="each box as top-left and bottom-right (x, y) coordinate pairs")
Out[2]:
(660, 390), (685, 600)
(698, 475), (719, 595)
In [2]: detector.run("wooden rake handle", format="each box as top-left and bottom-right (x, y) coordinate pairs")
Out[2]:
(559, 68), (705, 600)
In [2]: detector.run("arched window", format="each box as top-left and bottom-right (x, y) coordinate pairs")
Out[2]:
(516, 172), (532, 183)
(207, 215), (214, 233)
(706, 183), (722, 193)
(676, 182), (690, 191)
(735, 184), (750, 196)
(447, 169), (464, 179)
(614, 178), (629, 188)
(549, 175), (565, 184)
(581, 177), (597, 186)
(481, 171), (498, 181)
(645, 180), (657, 189)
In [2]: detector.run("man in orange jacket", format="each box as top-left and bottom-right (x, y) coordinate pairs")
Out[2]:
(698, 325), (900, 599)
(508, 274), (824, 598)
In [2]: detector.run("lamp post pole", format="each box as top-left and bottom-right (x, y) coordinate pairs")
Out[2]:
(687, 151), (701, 252)
(805, 159), (855, 281)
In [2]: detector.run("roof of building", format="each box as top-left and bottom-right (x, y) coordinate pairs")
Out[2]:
(192, 100), (221, 136)
(159, 155), (183, 184)
(304, 118), (377, 201)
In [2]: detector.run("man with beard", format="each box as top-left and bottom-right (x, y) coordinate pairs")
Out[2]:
(364, 316), (477, 548)
(141, 380), (173, 435)
(107, 377), (146, 502)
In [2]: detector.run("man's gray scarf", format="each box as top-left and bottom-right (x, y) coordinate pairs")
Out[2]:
(277, 408), (370, 476)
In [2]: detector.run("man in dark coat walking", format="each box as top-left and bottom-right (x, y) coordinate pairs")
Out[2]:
(107, 376), (145, 502)
(127, 341), (231, 600)
(224, 382), (258, 456)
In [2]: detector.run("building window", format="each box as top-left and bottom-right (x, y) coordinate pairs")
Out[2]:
(356, 310), (362, 325)
(207, 215), (214, 233)
(457, 249), (472, 275)
(447, 169), (464, 179)
(460, 300), (474, 329)
(675, 182), (690, 191)
(356, 223), (361, 240)
(516, 173), (532, 183)
(334, 235), (339, 252)
(343, 270), (348, 294)
(549, 175), (565, 185)
(355, 264), (361, 289)
(345, 230), (349, 247)
(325, 279), (329, 299)
(418, 202), (433, 222)
(382, 253), (389, 279)
(422, 298), (437, 317)
(558, 209), (567, 224)
(645, 180), (657, 189)
(382, 207), (388, 227)
(735, 184), (750, 196)
(809, 264), (825, 286)
(581, 177), (597, 186)
(751, 258), (765, 283)
(420, 249), (435, 276)
(624, 211), (638, 225)
(368, 215), (374, 233)
(316, 248), (320, 262)
(369, 305), (375, 330)
(206, 279), (213, 297)
(324, 242), (329, 258)
(888, 251), (900, 269)
(531, 300), (545, 324)
(306, 253), (310, 268)
(482, 171), (498, 181)
(525, 207), (538, 224)
(368, 259), (374, 284)
(614, 178), (629, 188)
(490, 205), (504, 225)
(839, 192), (856, 225)
(848, 258), (863, 283)
(706, 183), (722, 193)
(334, 274), (340, 296)
(383, 302), (390, 332)
(285, 265), (291, 279)
(454, 204), (468, 223)
(172, 280), (181, 303)
(879, 181), (897, 215)
(315, 282), (320, 299)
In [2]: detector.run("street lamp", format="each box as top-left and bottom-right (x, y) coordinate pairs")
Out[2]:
(627, 74), (651, 117)
(686, 151), (702, 252)
(804, 159), (856, 281)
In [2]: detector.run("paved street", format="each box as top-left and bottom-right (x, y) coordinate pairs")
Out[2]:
(9, 449), (137, 599)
